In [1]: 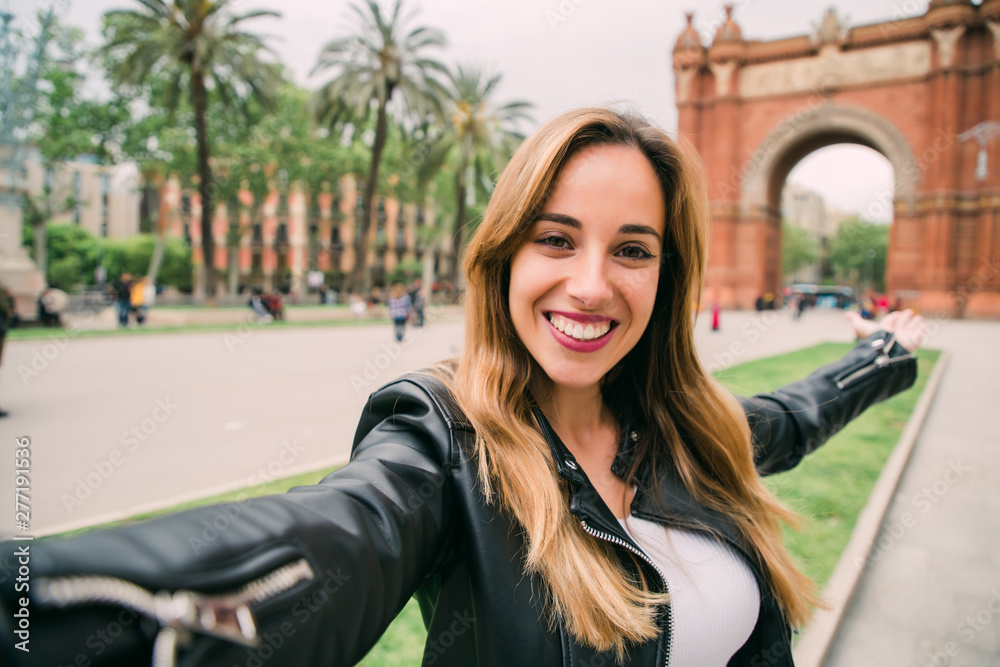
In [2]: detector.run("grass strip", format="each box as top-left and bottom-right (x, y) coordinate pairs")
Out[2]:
(6, 317), (393, 341)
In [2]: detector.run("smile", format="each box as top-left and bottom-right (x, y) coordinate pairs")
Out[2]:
(544, 311), (618, 354)
(546, 312), (616, 343)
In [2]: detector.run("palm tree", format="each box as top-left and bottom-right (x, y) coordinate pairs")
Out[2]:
(426, 66), (533, 284)
(102, 0), (281, 300)
(311, 0), (448, 295)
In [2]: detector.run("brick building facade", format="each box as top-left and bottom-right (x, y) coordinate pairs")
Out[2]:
(160, 174), (450, 298)
(674, 1), (1000, 317)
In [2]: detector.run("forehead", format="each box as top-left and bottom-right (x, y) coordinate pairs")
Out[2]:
(544, 144), (666, 234)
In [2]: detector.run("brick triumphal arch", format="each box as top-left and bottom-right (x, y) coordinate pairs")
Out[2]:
(673, 1), (1000, 317)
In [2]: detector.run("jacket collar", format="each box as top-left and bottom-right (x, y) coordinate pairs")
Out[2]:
(530, 404), (766, 588)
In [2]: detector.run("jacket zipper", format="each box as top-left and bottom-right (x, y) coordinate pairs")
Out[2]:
(835, 334), (908, 389)
(35, 557), (315, 667)
(580, 519), (672, 667)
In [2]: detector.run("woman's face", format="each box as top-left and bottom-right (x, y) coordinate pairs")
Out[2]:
(509, 143), (666, 392)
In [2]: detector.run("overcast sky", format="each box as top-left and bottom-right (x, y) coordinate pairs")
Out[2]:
(12, 0), (937, 221)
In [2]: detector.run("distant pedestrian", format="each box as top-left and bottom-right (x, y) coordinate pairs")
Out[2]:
(248, 288), (271, 323)
(115, 273), (132, 327)
(130, 276), (150, 325)
(876, 293), (889, 318)
(0, 283), (13, 417)
(409, 278), (425, 327)
(38, 287), (65, 327)
(387, 282), (412, 342)
(711, 300), (721, 332)
(263, 292), (284, 321)
(349, 292), (366, 319)
(366, 286), (382, 317)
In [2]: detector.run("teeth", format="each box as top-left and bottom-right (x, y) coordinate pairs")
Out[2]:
(547, 314), (612, 341)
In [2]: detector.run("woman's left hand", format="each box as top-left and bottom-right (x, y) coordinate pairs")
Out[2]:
(845, 308), (926, 353)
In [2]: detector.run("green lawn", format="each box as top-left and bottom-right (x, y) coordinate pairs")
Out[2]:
(59, 342), (939, 665)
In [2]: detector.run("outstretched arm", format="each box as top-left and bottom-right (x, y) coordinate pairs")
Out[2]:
(741, 309), (925, 475)
(0, 379), (456, 667)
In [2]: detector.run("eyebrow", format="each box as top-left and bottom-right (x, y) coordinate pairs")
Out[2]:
(534, 213), (662, 242)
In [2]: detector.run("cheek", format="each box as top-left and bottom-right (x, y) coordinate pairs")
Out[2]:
(620, 267), (661, 324)
(508, 252), (538, 327)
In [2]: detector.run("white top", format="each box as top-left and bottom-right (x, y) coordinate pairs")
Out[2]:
(619, 515), (761, 666)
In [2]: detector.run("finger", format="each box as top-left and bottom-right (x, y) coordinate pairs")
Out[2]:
(908, 314), (926, 338)
(879, 310), (901, 329)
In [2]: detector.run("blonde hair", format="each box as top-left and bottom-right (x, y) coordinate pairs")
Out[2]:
(441, 108), (819, 657)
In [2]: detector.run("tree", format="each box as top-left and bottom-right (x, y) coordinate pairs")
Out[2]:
(24, 20), (129, 279)
(311, 0), (448, 295)
(28, 224), (101, 291)
(104, 235), (193, 291)
(425, 66), (532, 284)
(828, 217), (889, 292)
(781, 220), (820, 282)
(101, 0), (282, 300)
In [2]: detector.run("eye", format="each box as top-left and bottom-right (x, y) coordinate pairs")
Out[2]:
(617, 244), (655, 261)
(535, 234), (572, 250)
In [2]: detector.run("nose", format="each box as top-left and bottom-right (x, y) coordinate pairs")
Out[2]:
(565, 249), (614, 309)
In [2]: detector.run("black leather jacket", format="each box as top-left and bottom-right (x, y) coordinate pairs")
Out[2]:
(1, 331), (917, 667)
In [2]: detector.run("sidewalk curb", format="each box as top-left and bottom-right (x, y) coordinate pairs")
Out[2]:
(793, 350), (951, 667)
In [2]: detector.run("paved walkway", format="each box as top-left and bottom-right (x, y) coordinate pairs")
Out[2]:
(825, 318), (1000, 667)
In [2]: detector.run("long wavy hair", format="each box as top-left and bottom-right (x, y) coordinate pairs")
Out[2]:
(437, 108), (819, 657)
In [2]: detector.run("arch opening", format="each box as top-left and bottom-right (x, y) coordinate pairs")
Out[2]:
(781, 144), (895, 297)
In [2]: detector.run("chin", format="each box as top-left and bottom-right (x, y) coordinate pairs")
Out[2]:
(537, 362), (609, 392)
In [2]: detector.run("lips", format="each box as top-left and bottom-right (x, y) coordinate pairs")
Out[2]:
(546, 312), (616, 342)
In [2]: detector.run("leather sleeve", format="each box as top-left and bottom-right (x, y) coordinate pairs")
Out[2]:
(0, 378), (455, 667)
(738, 330), (918, 476)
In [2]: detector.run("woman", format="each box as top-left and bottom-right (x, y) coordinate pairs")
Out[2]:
(388, 281), (413, 342)
(2, 109), (923, 666)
